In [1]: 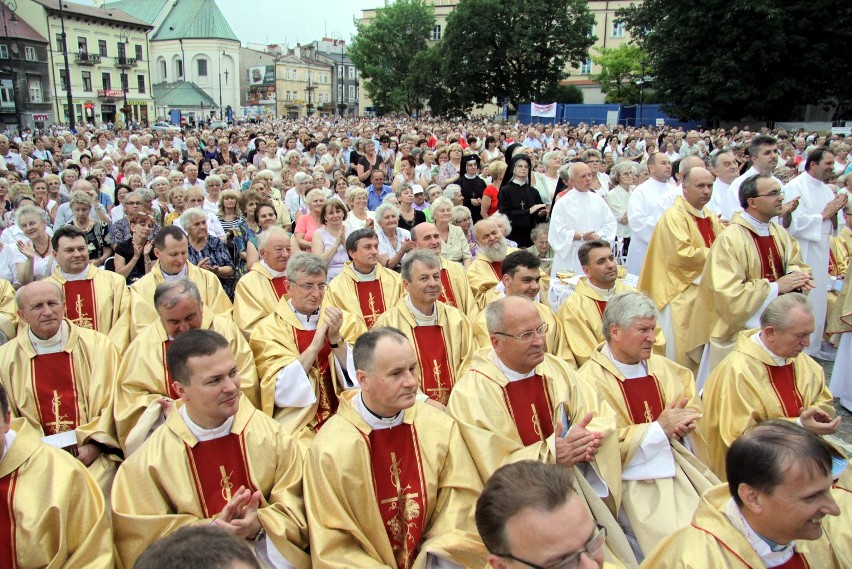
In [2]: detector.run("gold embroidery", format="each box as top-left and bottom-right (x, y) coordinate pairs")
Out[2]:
(219, 465), (234, 502)
(380, 452), (420, 568)
(71, 294), (94, 329)
(49, 390), (74, 433)
(643, 401), (654, 423)
(367, 292), (379, 326)
(531, 404), (545, 442)
(425, 359), (449, 405)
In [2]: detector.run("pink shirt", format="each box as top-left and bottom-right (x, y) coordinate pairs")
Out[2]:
(295, 213), (320, 242)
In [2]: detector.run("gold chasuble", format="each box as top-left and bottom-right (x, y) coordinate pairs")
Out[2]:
(437, 257), (476, 317)
(467, 248), (550, 310)
(0, 419), (115, 568)
(698, 330), (835, 480)
(0, 277), (17, 341)
(45, 265), (132, 352)
(556, 278), (665, 366)
(826, 236), (849, 337)
(578, 349), (719, 556)
(637, 197), (724, 367)
(233, 262), (290, 334)
(128, 261), (233, 338)
(447, 349), (637, 568)
(687, 213), (809, 354)
(250, 299), (365, 452)
(304, 392), (488, 569)
(825, 467), (852, 567)
(324, 262), (404, 329)
(111, 397), (310, 568)
(472, 297), (577, 368)
(840, 226), (852, 258)
(640, 485), (841, 568)
(115, 311), (260, 453)
(374, 299), (473, 406)
(0, 320), (121, 493)
(827, 264), (852, 339)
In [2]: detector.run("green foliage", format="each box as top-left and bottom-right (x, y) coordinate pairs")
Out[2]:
(617, 0), (852, 121)
(349, 0), (435, 115)
(539, 83), (584, 104)
(590, 44), (649, 105)
(438, 0), (596, 111)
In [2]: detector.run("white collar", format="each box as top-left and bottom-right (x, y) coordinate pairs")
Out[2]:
(586, 280), (617, 299)
(1, 429), (16, 461)
(487, 349), (535, 382)
(354, 391), (404, 429)
(287, 299), (319, 329)
(725, 498), (796, 566)
(29, 321), (69, 354)
(740, 212), (772, 236)
(161, 264), (189, 281)
(59, 267), (89, 281)
(352, 265), (377, 282)
(260, 259), (286, 278)
(405, 295), (437, 326)
(752, 332), (787, 366)
(602, 343), (648, 379)
(179, 405), (235, 442)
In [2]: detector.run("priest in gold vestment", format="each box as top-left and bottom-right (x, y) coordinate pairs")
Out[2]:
(304, 327), (488, 569)
(577, 292), (719, 559)
(45, 226), (131, 351)
(0, 282), (120, 495)
(449, 296), (638, 569)
(640, 421), (843, 568)
(323, 228), (404, 329)
(0, 389), (115, 568)
(0, 277), (16, 341)
(233, 227), (292, 334)
(473, 250), (576, 367)
(115, 280), (259, 453)
(688, 174), (812, 387)
(375, 251), (473, 407)
(250, 254), (365, 454)
(129, 226), (232, 338)
(410, 222), (476, 317)
(825, 466), (852, 568)
(557, 241), (664, 366)
(826, 234), (848, 337)
(637, 169), (724, 370)
(111, 330), (310, 569)
(699, 294), (838, 480)
(827, 264), (852, 411)
(468, 219), (519, 308)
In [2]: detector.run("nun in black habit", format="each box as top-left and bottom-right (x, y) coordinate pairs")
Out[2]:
(458, 153), (486, 224)
(497, 153), (548, 248)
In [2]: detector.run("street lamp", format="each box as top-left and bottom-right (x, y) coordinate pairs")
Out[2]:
(330, 31), (344, 116)
(637, 59), (647, 127)
(56, 0), (74, 129)
(118, 29), (130, 125)
(0, 0), (23, 135)
(218, 44), (226, 120)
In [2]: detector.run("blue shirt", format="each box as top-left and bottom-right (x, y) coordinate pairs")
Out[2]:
(367, 184), (393, 211)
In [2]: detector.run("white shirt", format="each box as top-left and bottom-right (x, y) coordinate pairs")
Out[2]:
(548, 190), (617, 278)
(626, 177), (673, 275)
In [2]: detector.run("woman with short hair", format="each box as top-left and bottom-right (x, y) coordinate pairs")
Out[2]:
(375, 203), (413, 271)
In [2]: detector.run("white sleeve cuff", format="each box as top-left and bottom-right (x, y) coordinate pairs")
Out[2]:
(622, 422), (676, 481)
(578, 461), (610, 498)
(274, 361), (318, 409)
(336, 344), (359, 389)
(254, 535), (295, 569)
(426, 554), (464, 569)
(745, 282), (778, 330)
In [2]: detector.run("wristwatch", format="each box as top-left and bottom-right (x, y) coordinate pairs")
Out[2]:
(252, 527), (266, 542)
(329, 340), (341, 349)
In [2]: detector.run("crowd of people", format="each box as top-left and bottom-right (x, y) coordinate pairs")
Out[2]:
(0, 116), (850, 568)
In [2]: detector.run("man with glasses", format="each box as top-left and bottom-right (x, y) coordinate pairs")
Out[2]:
(449, 295), (638, 568)
(688, 174), (813, 387)
(250, 253), (364, 453)
(476, 460), (608, 569)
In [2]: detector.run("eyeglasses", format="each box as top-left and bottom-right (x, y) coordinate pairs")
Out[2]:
(494, 322), (548, 343)
(500, 524), (606, 569)
(295, 282), (327, 292)
(754, 190), (782, 198)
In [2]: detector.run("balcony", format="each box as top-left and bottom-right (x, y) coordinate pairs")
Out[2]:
(75, 52), (101, 65)
(116, 56), (137, 69)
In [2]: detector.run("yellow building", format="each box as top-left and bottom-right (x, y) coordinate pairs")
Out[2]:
(15, 0), (155, 126)
(275, 48), (333, 118)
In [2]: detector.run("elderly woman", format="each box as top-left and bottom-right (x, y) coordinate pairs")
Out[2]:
(526, 223), (554, 274)
(319, 141), (344, 181)
(492, 212), (518, 248)
(311, 198), (351, 280)
(451, 205), (478, 258)
(356, 139), (382, 184)
(181, 207), (236, 299)
(292, 189), (326, 253)
(375, 203), (413, 271)
(438, 143), (464, 188)
(432, 196), (471, 267)
(442, 184), (464, 208)
(113, 212), (155, 284)
(65, 190), (111, 267)
(533, 150), (562, 205)
(14, 205), (55, 285)
(148, 176), (171, 219)
(285, 172), (314, 218)
(312, 170), (330, 192)
(396, 184), (427, 232)
(606, 160), (638, 259)
(581, 149), (610, 197)
(345, 186), (375, 230)
(279, 149), (301, 189)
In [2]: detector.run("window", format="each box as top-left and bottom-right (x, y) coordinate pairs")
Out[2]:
(160, 60), (167, 80)
(77, 37), (87, 54)
(137, 75), (145, 93)
(431, 24), (441, 41)
(337, 65), (343, 78)
(117, 41), (126, 59)
(55, 33), (65, 53)
(120, 74), (128, 91)
(285, 90), (290, 101)
(25, 46), (37, 61)
(101, 72), (111, 90)
(580, 58), (592, 74)
(337, 84), (343, 102)
(0, 45), (7, 59)
(82, 71), (92, 91)
(98, 40), (107, 57)
(0, 81), (13, 108)
(349, 85), (355, 101)
(348, 66), (356, 79)
(59, 69), (68, 91)
(135, 44), (143, 61)
(612, 21), (625, 38)
(589, 23), (597, 38)
(176, 59), (183, 77)
(197, 59), (208, 77)
(28, 79), (42, 103)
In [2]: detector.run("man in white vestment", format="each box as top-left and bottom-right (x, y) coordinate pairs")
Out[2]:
(625, 153), (673, 275)
(548, 162), (616, 279)
(708, 151), (740, 221)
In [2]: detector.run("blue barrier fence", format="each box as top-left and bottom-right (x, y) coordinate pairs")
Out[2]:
(517, 103), (702, 129)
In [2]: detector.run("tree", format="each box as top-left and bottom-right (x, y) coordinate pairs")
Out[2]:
(349, 0), (435, 115)
(539, 83), (584, 105)
(439, 0), (596, 112)
(591, 44), (649, 105)
(617, 0), (852, 121)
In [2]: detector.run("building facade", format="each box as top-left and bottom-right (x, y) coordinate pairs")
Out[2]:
(308, 38), (359, 116)
(239, 46), (276, 119)
(0, 3), (53, 132)
(274, 48), (333, 118)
